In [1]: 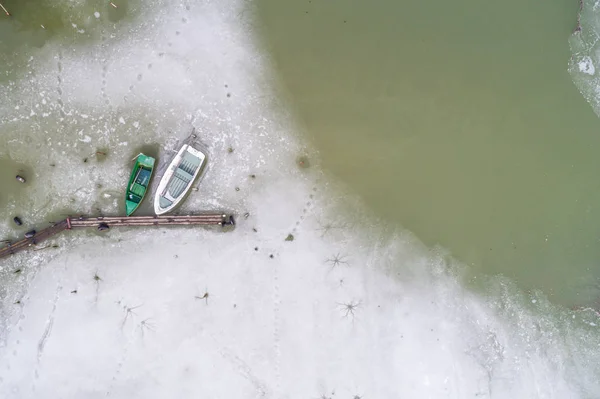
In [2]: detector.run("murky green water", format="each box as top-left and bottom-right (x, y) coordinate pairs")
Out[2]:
(252, 0), (600, 305)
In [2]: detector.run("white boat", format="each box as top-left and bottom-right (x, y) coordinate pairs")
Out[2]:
(154, 139), (206, 215)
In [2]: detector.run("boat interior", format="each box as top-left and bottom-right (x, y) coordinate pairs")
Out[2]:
(158, 151), (202, 209)
(129, 167), (152, 203)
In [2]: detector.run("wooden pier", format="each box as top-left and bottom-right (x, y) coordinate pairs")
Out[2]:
(0, 213), (235, 260)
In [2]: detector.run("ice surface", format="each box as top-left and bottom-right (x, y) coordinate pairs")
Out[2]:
(1, 181), (598, 398)
(579, 56), (596, 75)
(0, 0), (599, 398)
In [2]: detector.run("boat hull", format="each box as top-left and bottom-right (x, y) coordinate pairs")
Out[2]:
(154, 144), (205, 215)
(125, 153), (156, 216)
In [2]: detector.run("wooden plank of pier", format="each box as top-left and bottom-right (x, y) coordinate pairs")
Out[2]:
(68, 214), (229, 228)
(0, 213), (234, 260)
(0, 220), (68, 260)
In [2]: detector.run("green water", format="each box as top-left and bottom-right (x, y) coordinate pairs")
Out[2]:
(253, 0), (600, 305)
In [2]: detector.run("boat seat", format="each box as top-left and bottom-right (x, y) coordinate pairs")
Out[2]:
(175, 167), (193, 183)
(128, 192), (142, 203)
(168, 175), (188, 198)
(135, 168), (152, 186)
(131, 182), (146, 197)
(159, 196), (173, 208)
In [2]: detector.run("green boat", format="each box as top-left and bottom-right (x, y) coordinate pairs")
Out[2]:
(125, 153), (156, 216)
